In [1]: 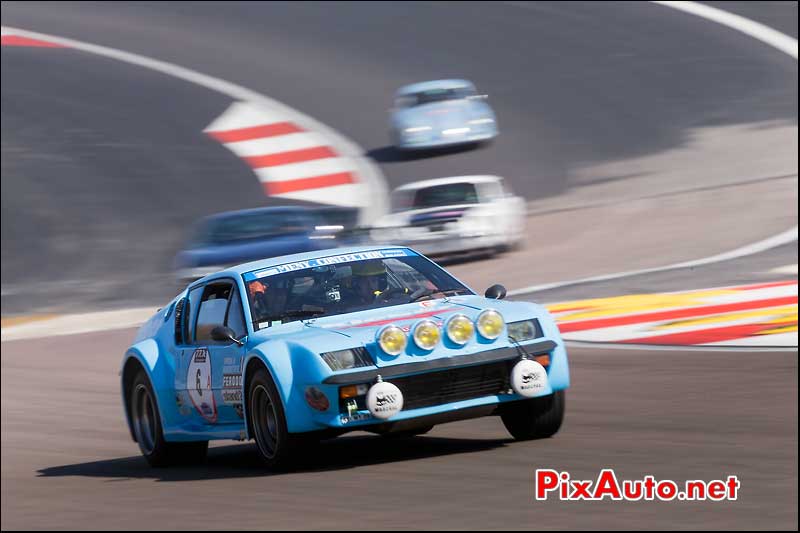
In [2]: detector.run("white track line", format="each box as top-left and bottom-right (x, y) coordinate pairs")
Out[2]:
(1, 308), (158, 342)
(0, 25), (389, 223)
(509, 226), (798, 296)
(652, 1), (798, 59)
(769, 264), (799, 275)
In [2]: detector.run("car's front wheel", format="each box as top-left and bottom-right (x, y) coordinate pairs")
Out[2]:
(500, 390), (565, 440)
(248, 367), (298, 470)
(129, 370), (208, 467)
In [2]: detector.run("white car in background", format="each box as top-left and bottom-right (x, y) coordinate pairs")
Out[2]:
(371, 175), (526, 258)
(390, 79), (498, 150)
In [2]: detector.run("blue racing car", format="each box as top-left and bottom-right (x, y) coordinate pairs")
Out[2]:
(390, 79), (498, 150)
(121, 246), (569, 469)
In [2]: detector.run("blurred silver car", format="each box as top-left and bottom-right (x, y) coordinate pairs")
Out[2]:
(371, 175), (525, 258)
(390, 79), (498, 150)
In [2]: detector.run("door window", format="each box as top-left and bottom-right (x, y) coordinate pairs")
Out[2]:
(194, 282), (233, 343)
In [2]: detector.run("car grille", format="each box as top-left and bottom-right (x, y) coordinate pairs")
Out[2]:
(392, 359), (515, 411)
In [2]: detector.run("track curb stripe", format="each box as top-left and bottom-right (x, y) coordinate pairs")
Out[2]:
(204, 102), (363, 203)
(244, 146), (338, 168)
(1, 34), (66, 48)
(206, 122), (304, 143)
(263, 172), (356, 195)
(548, 281), (798, 347)
(558, 296), (797, 333)
(619, 321), (796, 346)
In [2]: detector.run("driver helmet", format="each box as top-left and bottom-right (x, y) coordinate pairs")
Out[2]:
(351, 259), (387, 294)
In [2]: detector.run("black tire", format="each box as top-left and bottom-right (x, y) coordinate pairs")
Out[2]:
(129, 370), (208, 467)
(248, 367), (298, 470)
(381, 425), (434, 439)
(500, 390), (565, 440)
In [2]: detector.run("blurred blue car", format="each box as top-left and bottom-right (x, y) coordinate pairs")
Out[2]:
(174, 206), (347, 283)
(390, 79), (498, 150)
(122, 246), (569, 469)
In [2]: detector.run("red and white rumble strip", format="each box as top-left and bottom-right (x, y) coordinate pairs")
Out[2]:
(205, 102), (363, 205)
(548, 280), (798, 347)
(2, 25), (387, 218)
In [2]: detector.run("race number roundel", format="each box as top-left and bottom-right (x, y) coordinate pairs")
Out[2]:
(187, 348), (217, 422)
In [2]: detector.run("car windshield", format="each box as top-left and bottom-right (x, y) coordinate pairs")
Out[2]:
(244, 250), (472, 330)
(395, 182), (480, 210)
(194, 211), (313, 246)
(400, 86), (475, 107)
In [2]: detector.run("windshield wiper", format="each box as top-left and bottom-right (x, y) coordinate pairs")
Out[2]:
(410, 289), (435, 302)
(440, 288), (470, 297)
(260, 306), (326, 323)
(410, 288), (469, 302)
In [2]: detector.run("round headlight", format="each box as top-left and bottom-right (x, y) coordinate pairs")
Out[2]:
(412, 320), (441, 350)
(377, 325), (407, 356)
(477, 309), (504, 340)
(446, 314), (474, 345)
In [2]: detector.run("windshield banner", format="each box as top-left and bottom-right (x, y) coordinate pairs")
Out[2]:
(245, 249), (414, 280)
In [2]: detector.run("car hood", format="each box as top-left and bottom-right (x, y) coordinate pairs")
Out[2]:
(250, 295), (546, 369)
(393, 99), (492, 130)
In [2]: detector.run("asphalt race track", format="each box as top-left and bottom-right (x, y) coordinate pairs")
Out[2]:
(1, 1), (797, 530)
(1, 333), (796, 530)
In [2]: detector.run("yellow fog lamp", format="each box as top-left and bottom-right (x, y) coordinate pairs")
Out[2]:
(412, 320), (441, 350)
(377, 325), (407, 356)
(477, 309), (504, 340)
(445, 314), (474, 345)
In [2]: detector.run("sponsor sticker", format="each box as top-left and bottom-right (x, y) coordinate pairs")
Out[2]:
(222, 358), (244, 406)
(222, 373), (243, 405)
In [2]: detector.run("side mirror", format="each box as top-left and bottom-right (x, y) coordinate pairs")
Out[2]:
(211, 325), (244, 346)
(485, 284), (506, 300)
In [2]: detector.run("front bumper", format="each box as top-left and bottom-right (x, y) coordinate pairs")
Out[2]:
(397, 129), (497, 150)
(304, 340), (563, 432)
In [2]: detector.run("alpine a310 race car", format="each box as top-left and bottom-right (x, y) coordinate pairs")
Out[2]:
(121, 246), (569, 469)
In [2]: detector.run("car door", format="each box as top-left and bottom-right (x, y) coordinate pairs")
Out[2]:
(174, 279), (247, 426)
(211, 283), (248, 425)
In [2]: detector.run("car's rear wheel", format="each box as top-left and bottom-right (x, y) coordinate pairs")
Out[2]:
(248, 367), (298, 470)
(500, 390), (565, 440)
(129, 370), (208, 467)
